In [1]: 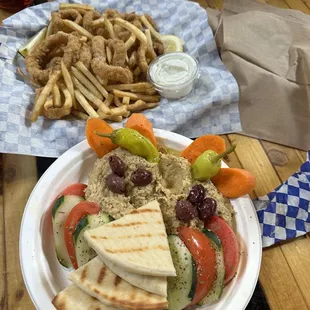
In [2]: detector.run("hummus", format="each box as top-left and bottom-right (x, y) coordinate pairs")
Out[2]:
(86, 148), (234, 234)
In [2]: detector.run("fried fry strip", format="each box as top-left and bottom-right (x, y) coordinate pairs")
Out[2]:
(71, 66), (103, 100)
(53, 84), (61, 107)
(97, 110), (123, 122)
(74, 90), (100, 118)
(72, 76), (110, 114)
(108, 105), (128, 116)
(113, 89), (160, 102)
(92, 17), (105, 27)
(75, 61), (109, 99)
(122, 96), (130, 105)
(71, 110), (89, 120)
(114, 17), (147, 44)
(62, 19), (93, 39)
(44, 97), (53, 110)
(145, 29), (153, 49)
(105, 82), (153, 91)
(59, 3), (94, 11)
(103, 16), (115, 39)
(127, 100), (159, 111)
(140, 15), (162, 41)
(61, 61), (76, 109)
(124, 34), (136, 51)
(106, 46), (112, 64)
(114, 96), (123, 107)
(30, 70), (61, 122)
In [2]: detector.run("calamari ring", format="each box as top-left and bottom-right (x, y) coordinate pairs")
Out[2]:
(51, 10), (82, 33)
(107, 39), (126, 67)
(82, 10), (101, 34)
(153, 40), (164, 56)
(25, 32), (81, 85)
(91, 36), (133, 84)
(79, 42), (92, 69)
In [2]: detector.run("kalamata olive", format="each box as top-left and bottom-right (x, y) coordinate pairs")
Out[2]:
(197, 198), (217, 220)
(109, 155), (126, 177)
(130, 168), (153, 186)
(105, 173), (125, 194)
(175, 200), (198, 222)
(187, 184), (205, 205)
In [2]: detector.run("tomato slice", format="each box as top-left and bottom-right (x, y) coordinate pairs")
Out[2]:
(205, 215), (240, 284)
(179, 226), (217, 305)
(64, 201), (100, 269)
(60, 183), (87, 197)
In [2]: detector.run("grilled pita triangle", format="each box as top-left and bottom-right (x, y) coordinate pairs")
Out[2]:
(52, 284), (118, 310)
(102, 256), (167, 297)
(69, 257), (168, 310)
(84, 200), (176, 277)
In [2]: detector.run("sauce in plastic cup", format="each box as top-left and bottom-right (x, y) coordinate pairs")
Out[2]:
(147, 52), (199, 100)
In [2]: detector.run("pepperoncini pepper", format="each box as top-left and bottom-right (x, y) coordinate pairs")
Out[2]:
(95, 128), (159, 163)
(192, 143), (237, 180)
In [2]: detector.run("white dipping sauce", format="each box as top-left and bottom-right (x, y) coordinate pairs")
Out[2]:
(148, 53), (199, 99)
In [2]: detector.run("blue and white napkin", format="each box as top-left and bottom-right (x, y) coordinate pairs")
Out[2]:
(253, 151), (310, 248)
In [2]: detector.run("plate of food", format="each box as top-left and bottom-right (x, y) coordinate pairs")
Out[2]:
(20, 113), (261, 310)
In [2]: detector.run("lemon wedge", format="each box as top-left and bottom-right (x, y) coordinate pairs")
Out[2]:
(161, 35), (183, 53)
(18, 27), (47, 58)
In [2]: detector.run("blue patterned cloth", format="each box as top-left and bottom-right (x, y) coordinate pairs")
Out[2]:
(253, 151), (310, 248)
(0, 0), (240, 158)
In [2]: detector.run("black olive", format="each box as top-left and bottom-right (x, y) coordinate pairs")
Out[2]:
(197, 198), (217, 220)
(109, 155), (126, 177)
(187, 184), (206, 205)
(130, 168), (153, 186)
(105, 173), (125, 194)
(175, 200), (198, 222)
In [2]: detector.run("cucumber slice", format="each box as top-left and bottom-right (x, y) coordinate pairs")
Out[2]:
(167, 235), (197, 310)
(199, 229), (225, 306)
(52, 195), (84, 268)
(18, 27), (47, 57)
(74, 212), (111, 268)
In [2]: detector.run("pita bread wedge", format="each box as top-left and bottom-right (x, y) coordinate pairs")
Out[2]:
(84, 200), (176, 277)
(52, 284), (118, 310)
(102, 256), (167, 297)
(69, 257), (168, 310)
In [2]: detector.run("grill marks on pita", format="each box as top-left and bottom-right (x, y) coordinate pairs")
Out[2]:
(69, 257), (168, 310)
(84, 200), (176, 277)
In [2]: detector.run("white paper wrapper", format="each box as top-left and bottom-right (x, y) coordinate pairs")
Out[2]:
(0, 0), (240, 157)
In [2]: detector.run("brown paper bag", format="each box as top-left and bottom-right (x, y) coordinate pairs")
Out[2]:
(207, 0), (310, 150)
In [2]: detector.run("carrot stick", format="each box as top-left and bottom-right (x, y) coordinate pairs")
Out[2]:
(85, 118), (118, 158)
(125, 113), (157, 146)
(211, 168), (256, 198)
(181, 135), (226, 164)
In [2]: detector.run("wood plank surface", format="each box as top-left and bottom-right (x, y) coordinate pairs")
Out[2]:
(2, 155), (37, 310)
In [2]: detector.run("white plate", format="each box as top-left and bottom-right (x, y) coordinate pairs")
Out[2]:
(20, 129), (262, 310)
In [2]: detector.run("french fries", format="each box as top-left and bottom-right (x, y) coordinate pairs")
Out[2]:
(72, 76), (110, 114)
(52, 84), (61, 107)
(75, 61), (109, 99)
(71, 66), (103, 100)
(122, 97), (130, 105)
(106, 46), (112, 64)
(71, 110), (89, 120)
(127, 100), (159, 111)
(112, 89), (160, 103)
(62, 20), (93, 39)
(75, 90), (100, 118)
(59, 3), (94, 11)
(105, 82), (154, 91)
(92, 17), (105, 28)
(30, 70), (61, 122)
(61, 61), (76, 109)
(125, 34), (136, 51)
(103, 16), (115, 39)
(140, 15), (162, 41)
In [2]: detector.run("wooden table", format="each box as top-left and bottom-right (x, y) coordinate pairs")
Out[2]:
(0, 0), (309, 309)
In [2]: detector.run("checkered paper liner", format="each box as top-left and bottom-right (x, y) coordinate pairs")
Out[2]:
(0, 0), (240, 158)
(253, 151), (310, 248)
